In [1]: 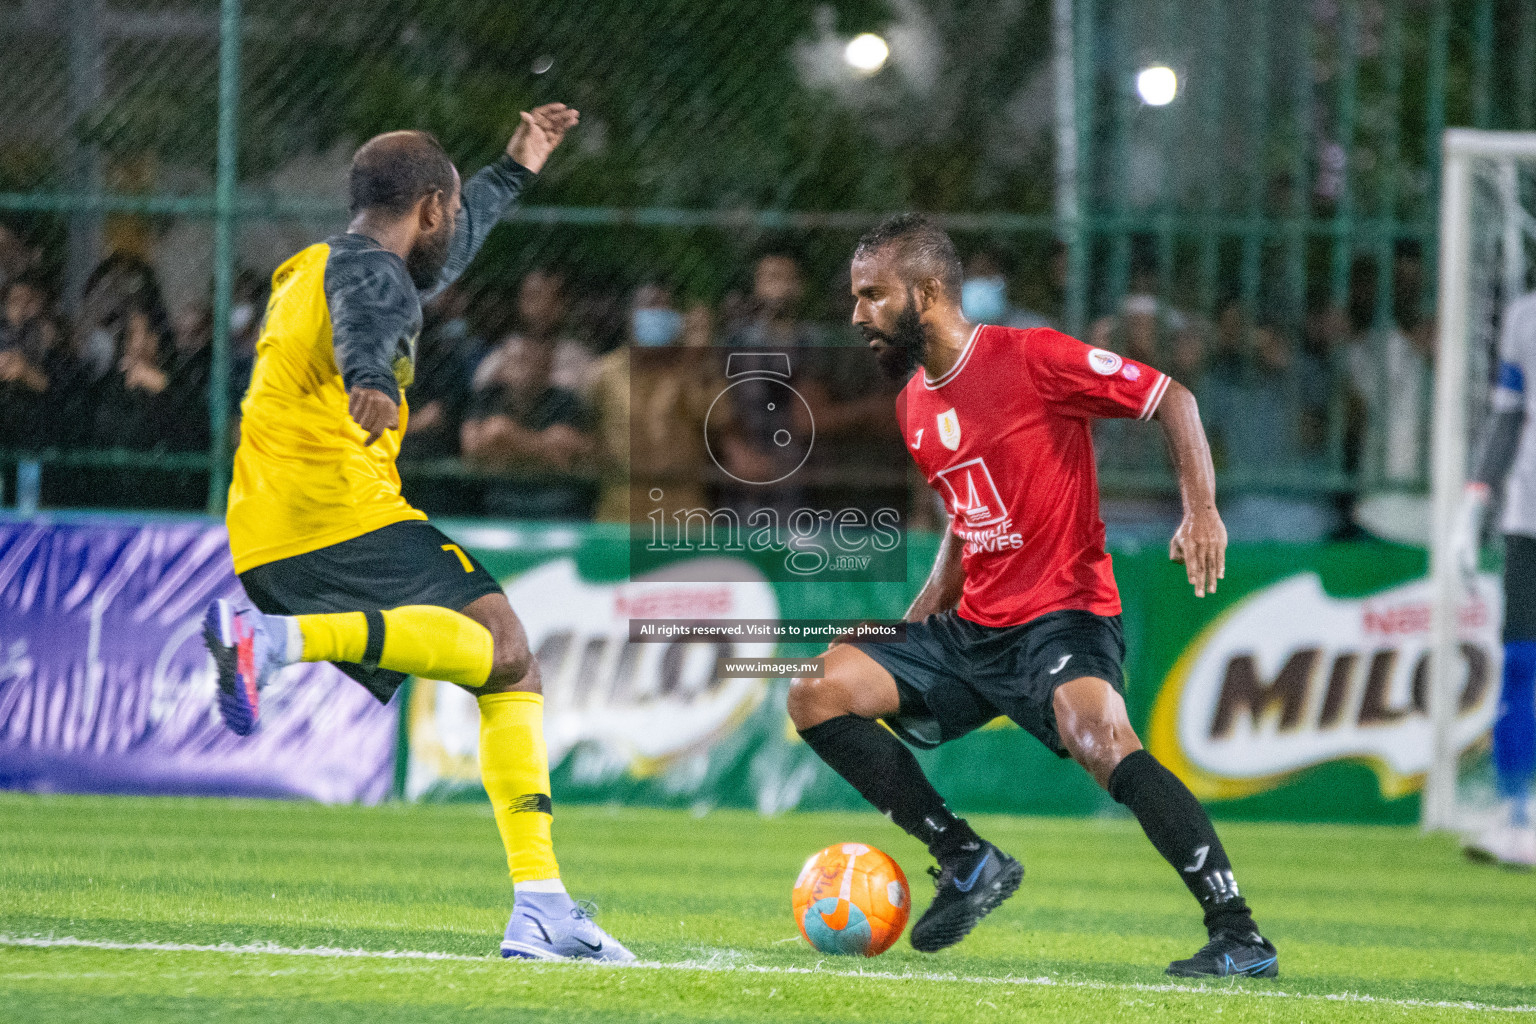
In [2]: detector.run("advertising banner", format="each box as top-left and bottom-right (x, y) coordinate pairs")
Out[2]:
(410, 525), (1494, 824)
(0, 518), (396, 803)
(1, 516), (1492, 822)
(1147, 571), (1500, 804)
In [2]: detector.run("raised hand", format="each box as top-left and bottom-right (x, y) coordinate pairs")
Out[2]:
(507, 102), (580, 174)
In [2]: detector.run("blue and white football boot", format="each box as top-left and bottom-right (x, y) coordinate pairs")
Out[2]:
(202, 599), (286, 736)
(501, 892), (636, 962)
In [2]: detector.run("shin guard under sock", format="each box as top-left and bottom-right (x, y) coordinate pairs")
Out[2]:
(1109, 749), (1256, 935)
(798, 714), (980, 859)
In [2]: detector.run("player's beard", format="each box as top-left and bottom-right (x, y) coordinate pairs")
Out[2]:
(405, 219), (453, 291)
(871, 301), (928, 381)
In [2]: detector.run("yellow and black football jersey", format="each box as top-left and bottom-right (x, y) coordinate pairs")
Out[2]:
(226, 156), (531, 573)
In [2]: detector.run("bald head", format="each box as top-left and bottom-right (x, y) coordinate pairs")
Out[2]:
(349, 130), (458, 217)
(853, 214), (962, 301)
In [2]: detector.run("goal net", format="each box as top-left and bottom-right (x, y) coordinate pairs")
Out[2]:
(1424, 129), (1536, 832)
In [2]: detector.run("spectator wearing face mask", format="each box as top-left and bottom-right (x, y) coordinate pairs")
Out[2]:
(629, 284), (685, 349)
(77, 301), (209, 509)
(76, 253), (173, 384)
(960, 250), (1051, 330)
(591, 283), (717, 522)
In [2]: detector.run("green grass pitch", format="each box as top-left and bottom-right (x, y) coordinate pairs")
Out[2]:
(1, 794), (1532, 1022)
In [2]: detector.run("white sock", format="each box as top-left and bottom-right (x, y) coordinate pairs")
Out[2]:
(268, 614), (303, 665)
(513, 878), (568, 896)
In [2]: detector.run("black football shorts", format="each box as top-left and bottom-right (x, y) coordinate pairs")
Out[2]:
(238, 520), (503, 702)
(852, 608), (1125, 757)
(1505, 534), (1536, 643)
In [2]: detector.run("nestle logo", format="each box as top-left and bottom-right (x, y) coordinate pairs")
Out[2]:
(1361, 602), (1431, 636)
(614, 586), (733, 618)
(1361, 598), (1490, 636)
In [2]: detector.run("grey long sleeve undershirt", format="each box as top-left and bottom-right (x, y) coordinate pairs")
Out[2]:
(326, 156), (533, 403)
(426, 155), (533, 302)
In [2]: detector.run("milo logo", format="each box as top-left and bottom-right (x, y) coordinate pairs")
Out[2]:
(1148, 573), (1502, 801)
(405, 557), (777, 799)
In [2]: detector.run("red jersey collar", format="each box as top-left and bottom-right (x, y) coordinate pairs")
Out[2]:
(923, 323), (984, 390)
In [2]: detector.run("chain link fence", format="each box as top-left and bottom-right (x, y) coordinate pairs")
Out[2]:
(0, 0), (1531, 540)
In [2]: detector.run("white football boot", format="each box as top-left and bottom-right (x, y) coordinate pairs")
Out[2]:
(501, 892), (636, 962)
(1463, 808), (1536, 870)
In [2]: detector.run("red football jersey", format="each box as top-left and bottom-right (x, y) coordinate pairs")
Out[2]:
(896, 324), (1170, 627)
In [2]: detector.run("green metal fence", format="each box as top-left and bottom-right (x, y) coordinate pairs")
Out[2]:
(0, 0), (1529, 522)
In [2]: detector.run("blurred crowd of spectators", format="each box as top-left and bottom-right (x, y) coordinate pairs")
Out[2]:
(0, 220), (1437, 541)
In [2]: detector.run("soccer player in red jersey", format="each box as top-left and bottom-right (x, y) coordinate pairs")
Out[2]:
(788, 215), (1277, 978)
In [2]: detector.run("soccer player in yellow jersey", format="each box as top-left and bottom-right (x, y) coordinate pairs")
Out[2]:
(202, 103), (633, 962)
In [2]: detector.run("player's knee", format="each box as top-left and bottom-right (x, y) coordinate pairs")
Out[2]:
(485, 635), (536, 692)
(1054, 695), (1139, 787)
(787, 669), (852, 730)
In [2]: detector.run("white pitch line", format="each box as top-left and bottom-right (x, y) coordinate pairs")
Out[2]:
(2, 935), (1532, 1016)
(0, 936), (483, 963)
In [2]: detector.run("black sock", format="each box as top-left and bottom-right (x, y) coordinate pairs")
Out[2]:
(799, 715), (980, 860)
(1108, 749), (1258, 937)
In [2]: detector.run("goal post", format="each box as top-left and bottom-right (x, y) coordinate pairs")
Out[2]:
(1424, 129), (1536, 832)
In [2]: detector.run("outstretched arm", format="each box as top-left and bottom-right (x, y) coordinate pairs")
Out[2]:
(1155, 380), (1227, 597)
(428, 103), (580, 297)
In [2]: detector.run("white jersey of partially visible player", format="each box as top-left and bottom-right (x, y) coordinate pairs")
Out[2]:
(1494, 290), (1536, 538)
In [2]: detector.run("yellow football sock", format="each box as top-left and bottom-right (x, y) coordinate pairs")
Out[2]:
(294, 611), (369, 663)
(295, 606), (494, 687)
(478, 691), (560, 883)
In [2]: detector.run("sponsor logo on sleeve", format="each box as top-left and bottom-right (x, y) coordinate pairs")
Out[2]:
(1122, 363), (1141, 381)
(1087, 348), (1123, 375)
